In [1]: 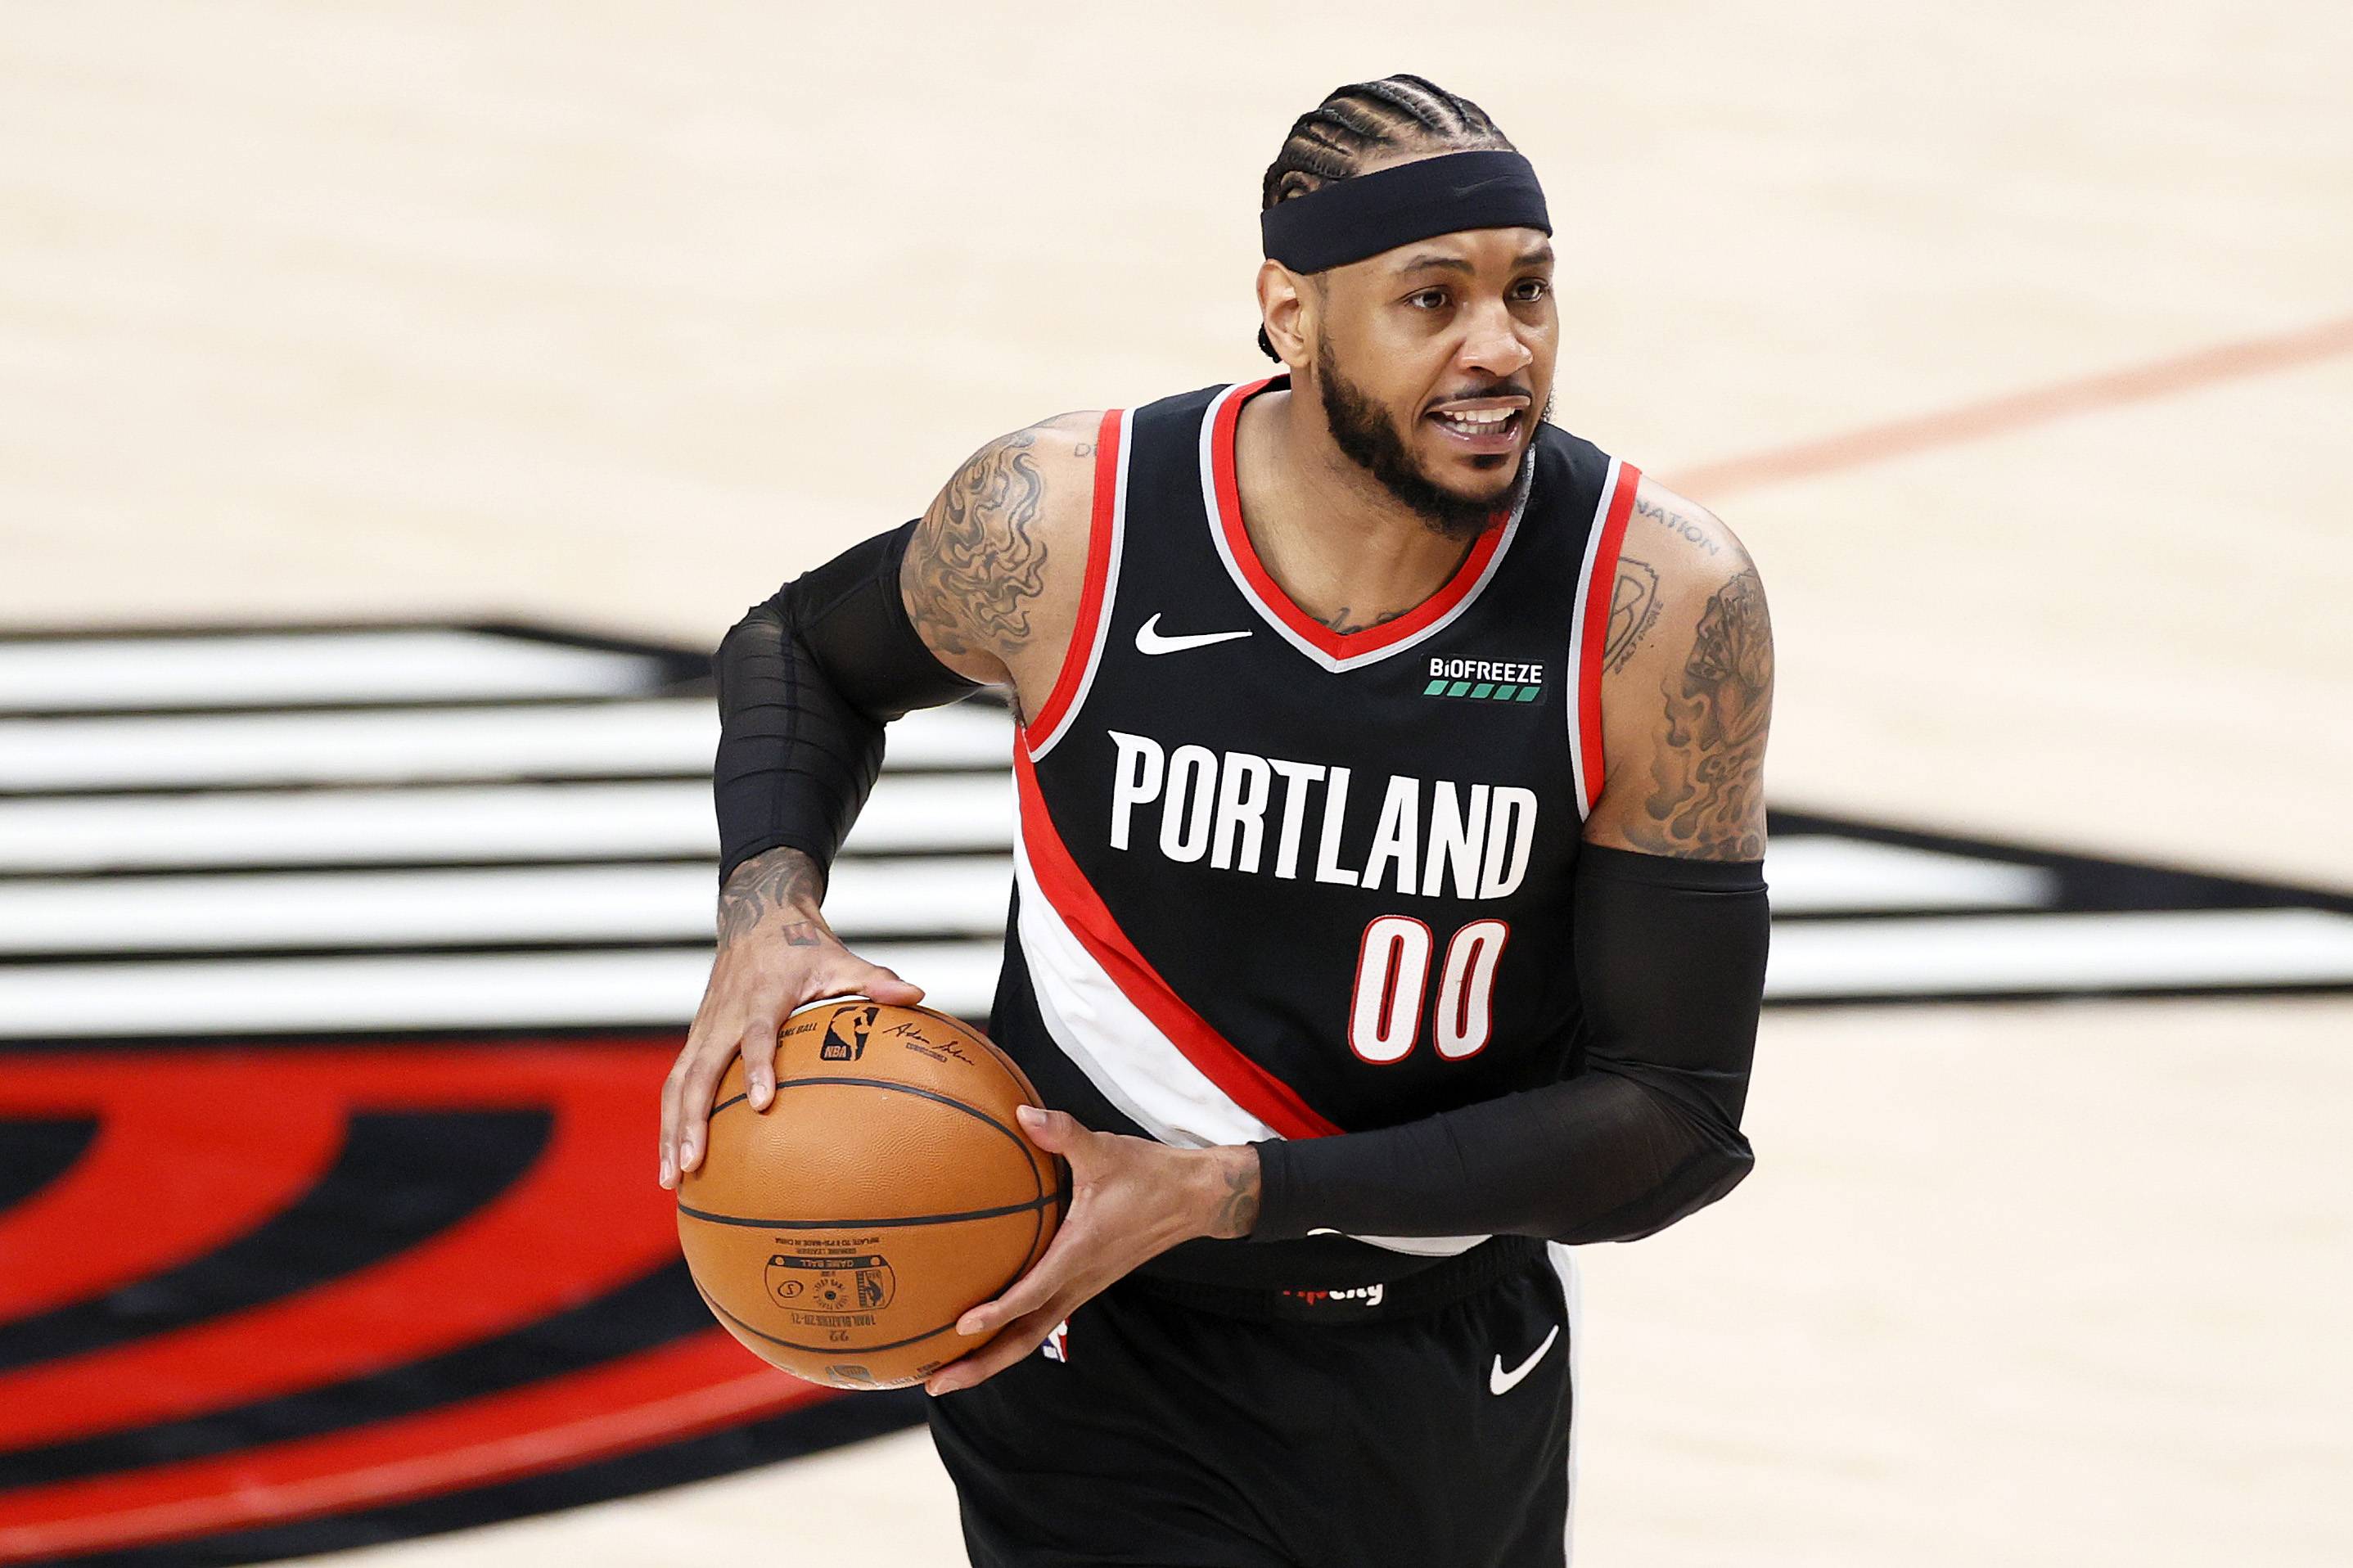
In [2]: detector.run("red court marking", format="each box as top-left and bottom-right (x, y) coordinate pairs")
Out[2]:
(0, 1093), (345, 1324)
(1667, 313), (2353, 498)
(0, 1328), (827, 1564)
(0, 1045), (679, 1449)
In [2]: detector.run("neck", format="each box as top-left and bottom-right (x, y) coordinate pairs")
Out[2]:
(1235, 383), (1484, 635)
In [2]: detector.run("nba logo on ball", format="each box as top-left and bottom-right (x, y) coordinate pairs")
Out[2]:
(819, 1003), (880, 1061)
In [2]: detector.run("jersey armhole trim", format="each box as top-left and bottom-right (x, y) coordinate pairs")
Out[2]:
(1566, 458), (1640, 818)
(1022, 408), (1130, 758)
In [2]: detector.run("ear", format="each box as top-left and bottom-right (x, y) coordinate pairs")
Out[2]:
(1255, 259), (1314, 371)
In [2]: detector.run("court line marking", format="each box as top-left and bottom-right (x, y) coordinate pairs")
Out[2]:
(1670, 313), (2353, 497)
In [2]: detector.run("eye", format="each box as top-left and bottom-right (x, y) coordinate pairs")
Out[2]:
(1511, 277), (1552, 303)
(1406, 287), (1450, 310)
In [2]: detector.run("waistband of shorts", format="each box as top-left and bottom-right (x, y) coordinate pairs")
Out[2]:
(1118, 1234), (1545, 1325)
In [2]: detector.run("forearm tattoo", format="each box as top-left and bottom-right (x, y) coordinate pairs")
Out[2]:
(1630, 568), (1773, 859)
(716, 846), (827, 946)
(905, 430), (1053, 662)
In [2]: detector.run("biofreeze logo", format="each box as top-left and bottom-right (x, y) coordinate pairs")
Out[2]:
(1425, 656), (1544, 703)
(1107, 731), (1536, 900)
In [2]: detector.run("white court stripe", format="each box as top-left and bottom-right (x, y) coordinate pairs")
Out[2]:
(0, 630), (665, 712)
(0, 699), (1011, 791)
(0, 944), (1003, 1038)
(0, 776), (1013, 872)
(1766, 908), (2353, 996)
(1764, 836), (2056, 912)
(0, 859), (1012, 953)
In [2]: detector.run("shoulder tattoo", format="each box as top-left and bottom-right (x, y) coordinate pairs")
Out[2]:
(1628, 567), (1773, 860)
(906, 429), (1054, 661)
(1604, 555), (1663, 674)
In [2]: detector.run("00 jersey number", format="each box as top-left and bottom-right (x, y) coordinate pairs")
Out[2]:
(1347, 916), (1509, 1064)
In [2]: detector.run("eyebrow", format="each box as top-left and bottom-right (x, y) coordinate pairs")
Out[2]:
(1391, 243), (1556, 277)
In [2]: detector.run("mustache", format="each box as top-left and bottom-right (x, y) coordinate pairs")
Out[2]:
(1422, 381), (1535, 412)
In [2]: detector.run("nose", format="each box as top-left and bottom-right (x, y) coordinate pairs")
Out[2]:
(1458, 300), (1535, 381)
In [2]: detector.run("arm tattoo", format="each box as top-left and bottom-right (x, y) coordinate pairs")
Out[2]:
(1634, 493), (1720, 555)
(1209, 1151), (1261, 1239)
(1630, 568), (1772, 859)
(716, 846), (827, 946)
(1604, 556), (1663, 674)
(905, 430), (1052, 661)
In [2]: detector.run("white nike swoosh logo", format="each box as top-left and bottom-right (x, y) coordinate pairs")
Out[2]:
(1134, 614), (1252, 656)
(1489, 1324), (1560, 1395)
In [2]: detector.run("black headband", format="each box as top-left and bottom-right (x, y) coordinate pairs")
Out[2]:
(1260, 149), (1551, 274)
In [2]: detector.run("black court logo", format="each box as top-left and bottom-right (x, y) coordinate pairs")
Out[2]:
(819, 1004), (881, 1062)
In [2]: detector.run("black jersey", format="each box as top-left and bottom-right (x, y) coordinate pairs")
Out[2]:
(988, 374), (1638, 1282)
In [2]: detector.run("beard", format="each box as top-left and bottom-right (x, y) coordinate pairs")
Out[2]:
(1315, 340), (1541, 542)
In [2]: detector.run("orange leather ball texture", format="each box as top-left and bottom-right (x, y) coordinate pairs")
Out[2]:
(677, 998), (1065, 1390)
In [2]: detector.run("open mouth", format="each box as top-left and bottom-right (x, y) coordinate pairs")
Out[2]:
(1427, 406), (1524, 451)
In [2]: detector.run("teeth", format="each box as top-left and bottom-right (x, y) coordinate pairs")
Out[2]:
(1436, 408), (1516, 432)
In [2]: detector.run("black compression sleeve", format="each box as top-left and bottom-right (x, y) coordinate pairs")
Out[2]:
(712, 520), (980, 888)
(1250, 845), (1767, 1245)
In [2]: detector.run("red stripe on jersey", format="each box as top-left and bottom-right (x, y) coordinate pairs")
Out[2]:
(1021, 409), (1124, 746)
(1575, 462), (1643, 812)
(1012, 747), (1344, 1140)
(1210, 381), (1510, 660)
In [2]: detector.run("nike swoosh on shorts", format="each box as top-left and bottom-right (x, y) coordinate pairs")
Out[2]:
(1488, 1323), (1561, 1395)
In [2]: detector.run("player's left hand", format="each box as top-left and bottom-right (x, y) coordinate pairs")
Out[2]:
(924, 1106), (1259, 1396)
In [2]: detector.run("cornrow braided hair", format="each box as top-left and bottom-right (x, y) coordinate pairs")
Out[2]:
(1255, 74), (1516, 360)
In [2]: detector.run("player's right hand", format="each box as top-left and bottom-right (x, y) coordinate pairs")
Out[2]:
(658, 849), (924, 1189)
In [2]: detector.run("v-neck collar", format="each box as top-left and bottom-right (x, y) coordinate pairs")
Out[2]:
(1197, 376), (1525, 674)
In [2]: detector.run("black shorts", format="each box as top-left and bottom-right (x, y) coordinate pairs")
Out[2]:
(926, 1237), (1582, 1568)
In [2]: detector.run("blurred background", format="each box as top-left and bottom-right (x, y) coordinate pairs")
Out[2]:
(1, 3), (2347, 1564)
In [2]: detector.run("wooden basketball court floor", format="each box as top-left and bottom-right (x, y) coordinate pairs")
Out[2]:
(2, 4), (2347, 1564)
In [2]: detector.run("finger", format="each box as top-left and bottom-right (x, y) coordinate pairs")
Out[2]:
(927, 1304), (1069, 1396)
(738, 1014), (783, 1111)
(674, 1049), (733, 1176)
(666, 972), (731, 1183)
(955, 1224), (1083, 1337)
(1014, 1105), (1085, 1155)
(657, 1052), (693, 1188)
(841, 960), (924, 1006)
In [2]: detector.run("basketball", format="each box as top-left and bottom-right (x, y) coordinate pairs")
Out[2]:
(676, 998), (1065, 1390)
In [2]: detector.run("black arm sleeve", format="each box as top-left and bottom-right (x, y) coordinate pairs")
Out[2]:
(712, 519), (980, 888)
(1250, 844), (1768, 1246)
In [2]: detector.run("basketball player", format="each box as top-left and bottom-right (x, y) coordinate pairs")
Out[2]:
(660, 75), (1773, 1566)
